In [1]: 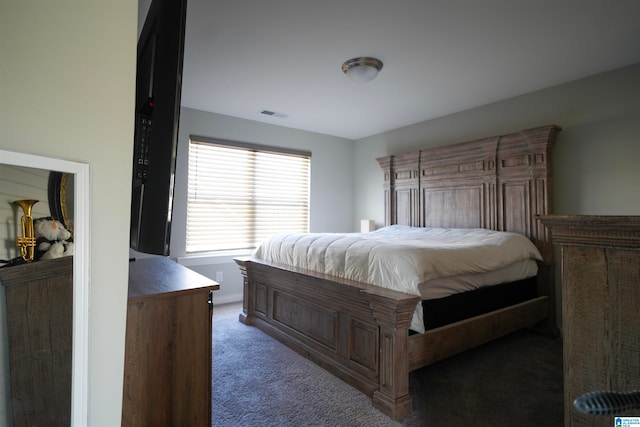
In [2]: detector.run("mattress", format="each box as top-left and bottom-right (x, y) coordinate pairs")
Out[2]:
(418, 259), (538, 299)
(253, 225), (543, 333)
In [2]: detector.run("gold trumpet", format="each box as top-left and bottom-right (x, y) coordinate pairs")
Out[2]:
(14, 199), (38, 262)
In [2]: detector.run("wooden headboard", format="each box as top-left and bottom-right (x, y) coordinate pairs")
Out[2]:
(377, 125), (561, 264)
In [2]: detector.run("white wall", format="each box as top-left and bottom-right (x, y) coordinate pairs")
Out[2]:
(0, 2), (136, 426)
(170, 108), (355, 304)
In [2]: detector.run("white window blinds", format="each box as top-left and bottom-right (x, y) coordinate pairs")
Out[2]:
(186, 138), (310, 253)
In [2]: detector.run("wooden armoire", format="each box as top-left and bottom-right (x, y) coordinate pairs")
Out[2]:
(540, 215), (640, 426)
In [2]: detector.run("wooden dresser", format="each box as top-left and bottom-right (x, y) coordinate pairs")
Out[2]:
(0, 256), (73, 427)
(122, 257), (219, 427)
(539, 215), (640, 426)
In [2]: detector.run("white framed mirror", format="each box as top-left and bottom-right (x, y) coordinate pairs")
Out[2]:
(0, 149), (89, 426)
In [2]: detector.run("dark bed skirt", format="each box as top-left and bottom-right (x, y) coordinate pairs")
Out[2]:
(421, 277), (538, 330)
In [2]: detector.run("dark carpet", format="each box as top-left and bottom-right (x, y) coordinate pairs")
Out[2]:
(212, 303), (563, 427)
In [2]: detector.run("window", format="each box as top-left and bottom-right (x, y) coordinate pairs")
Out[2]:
(186, 137), (311, 253)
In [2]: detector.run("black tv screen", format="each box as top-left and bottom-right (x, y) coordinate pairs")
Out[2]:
(130, 0), (187, 256)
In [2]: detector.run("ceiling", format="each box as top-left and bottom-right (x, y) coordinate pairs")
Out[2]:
(176, 0), (640, 140)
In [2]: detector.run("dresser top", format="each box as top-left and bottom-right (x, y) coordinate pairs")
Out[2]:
(0, 256), (73, 286)
(538, 215), (640, 249)
(128, 256), (219, 301)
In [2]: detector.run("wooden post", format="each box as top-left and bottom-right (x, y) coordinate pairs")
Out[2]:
(368, 292), (419, 420)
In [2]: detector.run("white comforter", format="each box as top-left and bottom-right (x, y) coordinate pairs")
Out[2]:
(253, 225), (543, 333)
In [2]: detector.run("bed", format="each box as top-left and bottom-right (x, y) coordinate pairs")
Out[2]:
(234, 124), (561, 419)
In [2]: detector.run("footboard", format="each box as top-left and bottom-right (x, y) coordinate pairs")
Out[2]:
(234, 256), (421, 420)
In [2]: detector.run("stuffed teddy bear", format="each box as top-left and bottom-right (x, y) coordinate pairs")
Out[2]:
(33, 217), (73, 260)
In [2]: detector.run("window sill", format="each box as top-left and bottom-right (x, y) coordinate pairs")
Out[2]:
(176, 250), (253, 267)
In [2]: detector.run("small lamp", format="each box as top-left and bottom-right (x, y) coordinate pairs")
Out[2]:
(360, 219), (376, 233)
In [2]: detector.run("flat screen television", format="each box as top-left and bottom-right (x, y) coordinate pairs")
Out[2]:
(130, 0), (187, 256)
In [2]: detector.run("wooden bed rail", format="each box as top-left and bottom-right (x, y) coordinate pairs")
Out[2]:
(235, 256), (421, 420)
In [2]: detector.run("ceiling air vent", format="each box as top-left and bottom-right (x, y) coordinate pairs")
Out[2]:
(260, 110), (288, 119)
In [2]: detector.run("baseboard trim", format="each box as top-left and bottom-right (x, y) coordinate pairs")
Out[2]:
(212, 293), (243, 305)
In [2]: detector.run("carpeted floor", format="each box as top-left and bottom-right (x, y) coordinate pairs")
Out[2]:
(212, 302), (563, 427)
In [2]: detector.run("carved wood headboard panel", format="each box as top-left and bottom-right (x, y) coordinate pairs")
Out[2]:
(377, 125), (561, 263)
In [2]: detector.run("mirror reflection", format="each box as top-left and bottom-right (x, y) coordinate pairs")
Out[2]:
(0, 165), (75, 426)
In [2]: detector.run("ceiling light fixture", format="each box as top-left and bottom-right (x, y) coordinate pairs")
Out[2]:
(341, 57), (383, 83)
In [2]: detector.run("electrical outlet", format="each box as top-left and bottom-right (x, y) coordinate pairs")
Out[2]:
(215, 271), (223, 282)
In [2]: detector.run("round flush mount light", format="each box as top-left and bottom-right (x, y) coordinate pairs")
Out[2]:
(341, 57), (383, 83)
